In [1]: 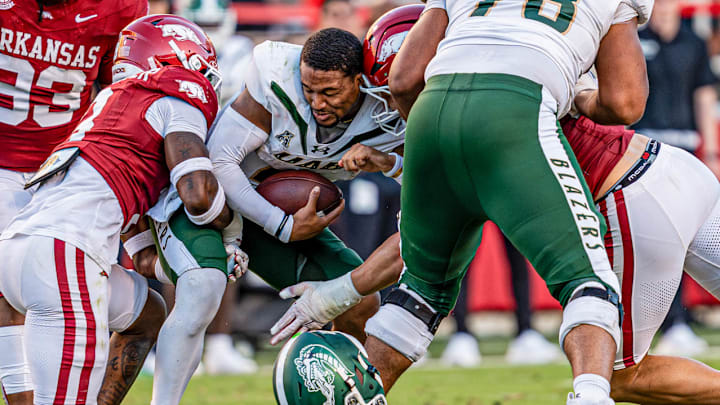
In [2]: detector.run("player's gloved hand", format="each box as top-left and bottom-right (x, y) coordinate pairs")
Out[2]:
(290, 186), (345, 241)
(270, 272), (362, 345)
(222, 211), (247, 282)
(338, 143), (396, 173)
(225, 243), (249, 282)
(570, 68), (599, 118)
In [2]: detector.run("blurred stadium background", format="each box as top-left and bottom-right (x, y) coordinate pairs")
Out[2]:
(109, 0), (720, 402)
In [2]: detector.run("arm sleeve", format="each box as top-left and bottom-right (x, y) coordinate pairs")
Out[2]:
(207, 104), (294, 242)
(144, 96), (208, 140)
(243, 53), (271, 111)
(613, 0), (652, 25)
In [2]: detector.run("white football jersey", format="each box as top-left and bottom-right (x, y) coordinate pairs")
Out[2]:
(426, 0), (653, 114)
(242, 41), (405, 184)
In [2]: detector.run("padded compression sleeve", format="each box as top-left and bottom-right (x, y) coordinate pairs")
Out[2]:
(208, 104), (294, 242)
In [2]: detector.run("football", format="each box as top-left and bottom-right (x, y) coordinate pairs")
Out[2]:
(256, 170), (343, 215)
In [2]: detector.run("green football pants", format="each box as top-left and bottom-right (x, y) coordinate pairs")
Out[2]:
(399, 73), (619, 316)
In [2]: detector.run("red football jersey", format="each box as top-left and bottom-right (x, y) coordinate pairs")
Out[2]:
(561, 116), (635, 198)
(0, 0), (147, 172)
(58, 66), (219, 228)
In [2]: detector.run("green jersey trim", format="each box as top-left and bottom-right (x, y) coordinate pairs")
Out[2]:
(271, 81), (309, 154)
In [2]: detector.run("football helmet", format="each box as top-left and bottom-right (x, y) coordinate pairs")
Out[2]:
(361, 4), (424, 136)
(274, 331), (387, 405)
(113, 14), (222, 94)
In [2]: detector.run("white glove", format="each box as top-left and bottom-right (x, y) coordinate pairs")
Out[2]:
(225, 243), (249, 282)
(569, 68), (599, 118)
(222, 212), (247, 282)
(269, 272), (363, 345)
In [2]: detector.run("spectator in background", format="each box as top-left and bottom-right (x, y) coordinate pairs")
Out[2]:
(317, 0), (364, 39)
(633, 0), (719, 357)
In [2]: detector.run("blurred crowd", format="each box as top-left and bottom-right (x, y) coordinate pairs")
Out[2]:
(129, 0), (720, 375)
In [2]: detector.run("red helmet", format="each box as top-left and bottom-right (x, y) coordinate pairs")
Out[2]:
(113, 14), (222, 94)
(361, 4), (423, 136)
(363, 4), (424, 87)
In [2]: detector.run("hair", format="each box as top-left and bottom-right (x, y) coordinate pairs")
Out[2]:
(301, 28), (363, 77)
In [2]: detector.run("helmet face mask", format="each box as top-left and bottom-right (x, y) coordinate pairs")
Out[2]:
(112, 14), (222, 95)
(361, 4), (424, 136)
(274, 331), (387, 405)
(360, 78), (404, 137)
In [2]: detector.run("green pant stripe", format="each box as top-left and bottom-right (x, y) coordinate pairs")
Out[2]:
(399, 72), (615, 314)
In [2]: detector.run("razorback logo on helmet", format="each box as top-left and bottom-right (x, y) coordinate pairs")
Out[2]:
(294, 344), (354, 405)
(176, 80), (208, 103)
(156, 23), (202, 45)
(377, 31), (408, 63)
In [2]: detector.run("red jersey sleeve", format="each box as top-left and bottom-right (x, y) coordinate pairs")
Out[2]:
(96, 0), (148, 86)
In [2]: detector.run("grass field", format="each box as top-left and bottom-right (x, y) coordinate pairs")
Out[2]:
(120, 330), (720, 404)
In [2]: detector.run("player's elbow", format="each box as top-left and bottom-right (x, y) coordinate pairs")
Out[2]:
(604, 91), (647, 125)
(178, 172), (220, 216)
(389, 69), (422, 101)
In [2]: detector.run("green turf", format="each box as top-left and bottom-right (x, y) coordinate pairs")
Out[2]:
(123, 363), (574, 405)
(123, 358), (720, 404)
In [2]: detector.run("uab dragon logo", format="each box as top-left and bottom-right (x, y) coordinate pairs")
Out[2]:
(294, 344), (354, 405)
(377, 31), (408, 63)
(157, 24), (202, 45)
(176, 80), (208, 103)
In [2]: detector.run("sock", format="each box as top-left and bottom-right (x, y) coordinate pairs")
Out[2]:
(573, 373), (611, 401)
(0, 325), (32, 395)
(151, 269), (226, 405)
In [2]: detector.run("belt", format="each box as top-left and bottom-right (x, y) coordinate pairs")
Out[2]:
(598, 139), (660, 202)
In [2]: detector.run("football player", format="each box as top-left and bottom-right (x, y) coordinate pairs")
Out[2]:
(275, 6), (720, 405)
(0, 0), (147, 403)
(0, 14), (231, 405)
(275, 3), (652, 404)
(206, 26), (407, 346)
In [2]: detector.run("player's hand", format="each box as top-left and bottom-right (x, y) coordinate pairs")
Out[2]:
(338, 144), (396, 173)
(270, 273), (362, 345)
(225, 243), (249, 282)
(290, 187), (345, 241)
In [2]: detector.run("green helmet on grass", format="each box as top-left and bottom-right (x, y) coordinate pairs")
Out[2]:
(273, 331), (387, 405)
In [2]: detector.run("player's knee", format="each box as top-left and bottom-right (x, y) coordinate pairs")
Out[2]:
(559, 281), (622, 353)
(125, 289), (167, 338)
(174, 269), (225, 337)
(365, 286), (441, 362)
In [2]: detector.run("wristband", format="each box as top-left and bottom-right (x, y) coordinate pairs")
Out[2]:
(185, 184), (226, 225)
(383, 152), (403, 178)
(170, 157), (213, 186)
(222, 212), (244, 244)
(123, 229), (154, 258)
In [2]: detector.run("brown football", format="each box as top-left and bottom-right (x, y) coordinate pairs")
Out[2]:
(256, 170), (343, 215)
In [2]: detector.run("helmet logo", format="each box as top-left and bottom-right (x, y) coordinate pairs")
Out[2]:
(377, 31), (408, 63)
(0, 0), (14, 10)
(294, 344), (355, 405)
(176, 80), (208, 103)
(157, 24), (203, 45)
